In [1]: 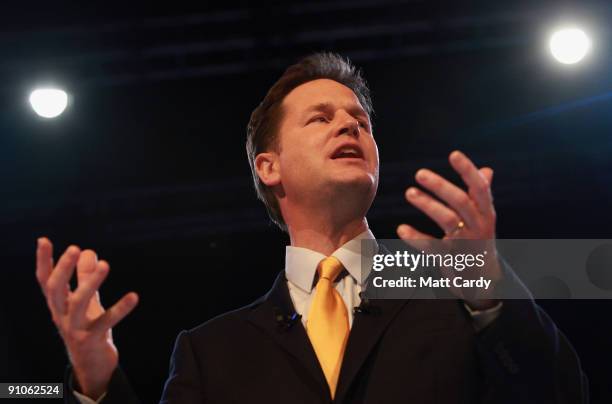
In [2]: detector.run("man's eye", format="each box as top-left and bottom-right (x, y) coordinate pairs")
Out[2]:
(310, 116), (328, 124)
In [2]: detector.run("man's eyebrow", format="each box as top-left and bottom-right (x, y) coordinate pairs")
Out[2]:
(301, 102), (369, 120)
(302, 102), (333, 116)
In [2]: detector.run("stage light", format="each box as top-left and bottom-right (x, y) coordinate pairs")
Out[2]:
(29, 88), (68, 118)
(549, 28), (591, 65)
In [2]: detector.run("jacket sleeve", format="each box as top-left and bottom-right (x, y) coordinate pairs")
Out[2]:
(64, 330), (204, 404)
(64, 365), (140, 404)
(159, 330), (205, 403)
(476, 258), (589, 404)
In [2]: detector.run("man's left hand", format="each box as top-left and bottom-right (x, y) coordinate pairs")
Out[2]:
(396, 150), (502, 310)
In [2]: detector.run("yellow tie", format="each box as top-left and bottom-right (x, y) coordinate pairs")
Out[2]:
(307, 256), (349, 399)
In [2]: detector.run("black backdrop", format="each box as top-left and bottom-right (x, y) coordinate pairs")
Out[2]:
(1, 1), (611, 403)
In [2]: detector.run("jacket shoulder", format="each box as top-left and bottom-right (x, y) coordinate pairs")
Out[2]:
(183, 293), (267, 341)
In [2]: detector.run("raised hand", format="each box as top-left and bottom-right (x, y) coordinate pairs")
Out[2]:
(36, 237), (139, 400)
(396, 150), (502, 309)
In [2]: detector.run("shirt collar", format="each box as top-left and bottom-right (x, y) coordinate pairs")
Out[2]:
(285, 229), (378, 293)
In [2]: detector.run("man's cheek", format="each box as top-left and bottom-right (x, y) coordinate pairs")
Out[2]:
(284, 154), (312, 175)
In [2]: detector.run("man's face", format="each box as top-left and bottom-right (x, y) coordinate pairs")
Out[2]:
(275, 78), (379, 204)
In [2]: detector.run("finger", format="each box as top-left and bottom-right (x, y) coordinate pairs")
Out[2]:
(448, 151), (493, 215)
(36, 237), (54, 293)
(397, 224), (434, 240)
(46, 245), (80, 315)
(413, 170), (481, 229)
(91, 292), (139, 333)
(479, 167), (494, 186)
(405, 187), (464, 234)
(396, 224), (435, 252)
(69, 260), (110, 327)
(76, 250), (98, 284)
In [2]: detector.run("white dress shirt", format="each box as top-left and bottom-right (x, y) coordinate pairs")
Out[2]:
(285, 229), (502, 331)
(285, 229), (375, 328)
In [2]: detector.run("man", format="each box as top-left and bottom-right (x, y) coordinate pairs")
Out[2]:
(36, 53), (587, 403)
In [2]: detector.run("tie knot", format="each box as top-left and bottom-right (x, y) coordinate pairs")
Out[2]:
(317, 256), (344, 283)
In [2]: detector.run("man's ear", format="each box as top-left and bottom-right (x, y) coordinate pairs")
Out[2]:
(254, 152), (281, 187)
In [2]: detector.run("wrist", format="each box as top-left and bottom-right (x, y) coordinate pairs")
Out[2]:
(73, 366), (112, 401)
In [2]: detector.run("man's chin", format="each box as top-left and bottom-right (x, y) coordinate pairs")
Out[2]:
(329, 170), (377, 190)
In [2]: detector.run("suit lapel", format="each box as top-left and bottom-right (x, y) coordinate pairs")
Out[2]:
(334, 298), (408, 402)
(334, 243), (414, 402)
(246, 271), (331, 400)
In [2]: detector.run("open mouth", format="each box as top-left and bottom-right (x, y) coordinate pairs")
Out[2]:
(331, 144), (364, 160)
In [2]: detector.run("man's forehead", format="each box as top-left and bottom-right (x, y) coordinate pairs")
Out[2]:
(282, 78), (363, 113)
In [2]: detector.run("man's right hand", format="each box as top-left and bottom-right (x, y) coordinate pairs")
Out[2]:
(36, 237), (139, 400)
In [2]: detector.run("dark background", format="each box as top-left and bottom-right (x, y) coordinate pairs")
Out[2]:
(1, 1), (611, 402)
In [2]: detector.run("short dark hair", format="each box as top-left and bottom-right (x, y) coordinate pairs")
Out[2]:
(246, 52), (373, 231)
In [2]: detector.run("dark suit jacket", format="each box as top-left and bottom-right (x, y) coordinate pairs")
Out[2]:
(66, 264), (588, 403)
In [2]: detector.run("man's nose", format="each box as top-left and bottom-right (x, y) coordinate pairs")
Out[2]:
(337, 116), (360, 138)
